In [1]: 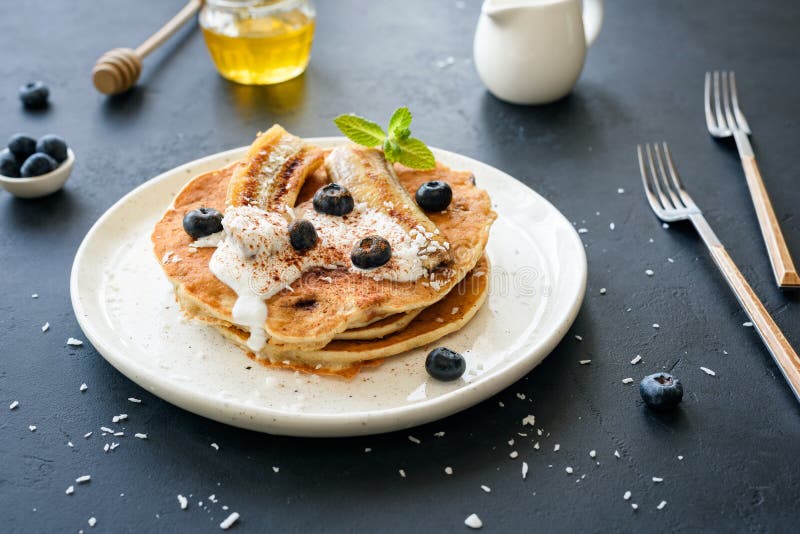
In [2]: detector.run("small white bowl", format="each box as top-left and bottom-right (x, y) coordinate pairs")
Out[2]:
(0, 148), (75, 199)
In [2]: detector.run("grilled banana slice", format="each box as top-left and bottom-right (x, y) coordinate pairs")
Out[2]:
(325, 145), (451, 270)
(227, 125), (323, 210)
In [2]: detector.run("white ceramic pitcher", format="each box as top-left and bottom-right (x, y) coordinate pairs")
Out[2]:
(474, 0), (604, 105)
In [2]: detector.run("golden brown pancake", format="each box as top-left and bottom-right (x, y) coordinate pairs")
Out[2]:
(152, 141), (495, 352)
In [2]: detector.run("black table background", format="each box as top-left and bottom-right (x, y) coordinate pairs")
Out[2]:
(2, 1), (799, 532)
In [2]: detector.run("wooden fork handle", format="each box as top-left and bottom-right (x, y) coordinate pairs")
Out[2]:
(709, 244), (800, 400)
(737, 148), (800, 288)
(135, 0), (203, 59)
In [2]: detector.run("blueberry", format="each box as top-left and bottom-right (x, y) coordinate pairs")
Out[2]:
(415, 180), (452, 212)
(19, 81), (50, 109)
(8, 134), (37, 160)
(20, 153), (57, 177)
(288, 219), (318, 251)
(0, 151), (21, 178)
(36, 135), (68, 163)
(183, 207), (223, 239)
(313, 183), (354, 216)
(425, 347), (466, 381)
(639, 373), (683, 411)
(351, 235), (391, 269)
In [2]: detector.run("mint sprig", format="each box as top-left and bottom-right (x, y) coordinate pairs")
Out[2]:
(333, 107), (435, 170)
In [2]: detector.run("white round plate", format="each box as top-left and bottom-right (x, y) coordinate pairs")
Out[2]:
(70, 138), (586, 437)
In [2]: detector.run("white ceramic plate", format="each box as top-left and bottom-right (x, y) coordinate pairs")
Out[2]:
(70, 139), (586, 437)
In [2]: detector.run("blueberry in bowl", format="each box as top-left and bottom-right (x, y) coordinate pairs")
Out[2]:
(183, 207), (224, 239)
(8, 134), (37, 161)
(0, 151), (21, 178)
(21, 153), (57, 177)
(36, 135), (69, 163)
(351, 235), (391, 269)
(313, 183), (354, 216)
(425, 347), (466, 381)
(415, 180), (452, 212)
(19, 81), (50, 109)
(639, 372), (683, 411)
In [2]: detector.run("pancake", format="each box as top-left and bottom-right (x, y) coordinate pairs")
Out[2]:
(333, 309), (422, 341)
(152, 131), (496, 353)
(215, 255), (490, 370)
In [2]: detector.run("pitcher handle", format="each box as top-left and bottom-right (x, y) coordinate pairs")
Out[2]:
(582, 0), (604, 47)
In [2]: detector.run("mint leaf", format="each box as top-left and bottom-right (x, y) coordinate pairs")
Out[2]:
(333, 114), (386, 147)
(394, 137), (435, 170)
(388, 107), (413, 140)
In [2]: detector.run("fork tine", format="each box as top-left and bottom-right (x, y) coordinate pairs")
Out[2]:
(704, 72), (718, 132)
(713, 71), (728, 131)
(661, 142), (695, 208)
(653, 143), (684, 208)
(638, 144), (666, 217)
(645, 143), (675, 210)
(721, 71), (738, 131)
(729, 71), (751, 133)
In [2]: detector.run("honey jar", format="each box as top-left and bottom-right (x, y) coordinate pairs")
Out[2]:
(200, 0), (316, 85)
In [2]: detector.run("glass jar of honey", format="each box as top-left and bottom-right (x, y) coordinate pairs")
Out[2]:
(200, 0), (316, 85)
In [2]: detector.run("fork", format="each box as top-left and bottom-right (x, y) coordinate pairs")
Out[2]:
(705, 71), (800, 288)
(638, 142), (800, 402)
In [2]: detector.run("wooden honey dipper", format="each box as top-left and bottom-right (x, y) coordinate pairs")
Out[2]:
(92, 0), (204, 95)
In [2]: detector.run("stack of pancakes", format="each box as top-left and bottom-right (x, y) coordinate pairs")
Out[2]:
(152, 126), (496, 376)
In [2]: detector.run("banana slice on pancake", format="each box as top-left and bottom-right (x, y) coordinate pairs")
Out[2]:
(226, 125), (324, 210)
(325, 146), (450, 270)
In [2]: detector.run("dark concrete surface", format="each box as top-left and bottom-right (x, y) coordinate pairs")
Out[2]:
(1, 0), (799, 532)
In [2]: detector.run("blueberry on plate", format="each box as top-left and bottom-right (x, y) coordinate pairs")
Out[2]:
(425, 347), (466, 381)
(639, 372), (683, 411)
(36, 134), (68, 163)
(183, 207), (223, 239)
(351, 235), (391, 269)
(8, 134), (37, 161)
(313, 183), (354, 216)
(20, 153), (57, 177)
(415, 180), (452, 212)
(19, 81), (50, 109)
(288, 219), (318, 251)
(0, 151), (21, 178)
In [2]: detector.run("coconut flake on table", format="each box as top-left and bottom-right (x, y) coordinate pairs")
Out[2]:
(9, 401), (18, 410)
(444, 466), (453, 475)
(700, 366), (716, 376)
(177, 495), (188, 510)
(509, 451), (519, 459)
(565, 466), (574, 474)
(134, 433), (147, 439)
(219, 512), (240, 530)
(622, 378), (634, 384)
(211, 443), (219, 450)
(589, 450), (597, 458)
(522, 415), (536, 427)
(623, 491), (631, 501)
(66, 337), (83, 346)
(574, 335), (583, 341)
(88, 517), (97, 527)
(742, 321), (753, 327)
(554, 444), (560, 452)
(579, 360), (591, 365)
(609, 223), (615, 231)
(652, 477), (664, 483)
(614, 450), (621, 458)
(76, 475), (91, 484)
(464, 513), (483, 529)
(657, 500), (667, 510)
(80, 383), (88, 392)
(645, 269), (654, 276)
(522, 462), (529, 480)
(272, 466), (279, 473)
(41, 322), (49, 332)
(408, 435), (421, 444)
(480, 485), (491, 493)
(398, 469), (406, 478)
(29, 425), (37, 432)
(434, 431), (446, 437)
(630, 355), (642, 365)
(65, 485), (74, 495)
(128, 397), (142, 403)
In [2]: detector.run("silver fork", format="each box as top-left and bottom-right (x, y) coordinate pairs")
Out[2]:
(638, 142), (800, 402)
(705, 71), (799, 288)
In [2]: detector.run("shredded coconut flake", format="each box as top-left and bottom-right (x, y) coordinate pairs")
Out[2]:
(623, 491), (631, 500)
(480, 485), (491, 493)
(219, 512), (240, 530)
(464, 513), (483, 529)
(522, 462), (529, 480)
(657, 500), (667, 510)
(565, 466), (574, 474)
(135, 433), (147, 440)
(700, 366), (716, 376)
(630, 355), (642, 365)
(9, 401), (19, 410)
(41, 322), (49, 332)
(622, 378), (634, 384)
(76, 475), (91, 484)
(66, 337), (83, 346)
(66, 485), (74, 495)
(408, 435), (421, 444)
(445, 466), (453, 475)
(579, 360), (591, 365)
(177, 495), (188, 510)
(128, 397), (141, 403)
